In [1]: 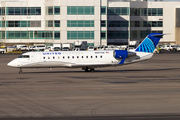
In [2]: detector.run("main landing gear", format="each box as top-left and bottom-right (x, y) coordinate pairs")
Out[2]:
(19, 68), (23, 74)
(82, 67), (95, 72)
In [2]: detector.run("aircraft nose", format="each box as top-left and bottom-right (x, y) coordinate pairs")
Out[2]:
(7, 61), (17, 67)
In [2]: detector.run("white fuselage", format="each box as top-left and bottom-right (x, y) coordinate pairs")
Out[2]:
(7, 50), (153, 69)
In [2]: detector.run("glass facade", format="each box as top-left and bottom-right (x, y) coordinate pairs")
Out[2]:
(130, 21), (163, 27)
(108, 21), (129, 27)
(130, 30), (163, 39)
(54, 21), (60, 27)
(67, 6), (94, 15)
(67, 31), (94, 39)
(101, 6), (106, 15)
(107, 7), (129, 15)
(6, 7), (41, 15)
(4, 31), (60, 39)
(107, 31), (128, 39)
(67, 20), (94, 27)
(6, 21), (41, 27)
(0, 21), (5, 27)
(101, 21), (106, 27)
(54, 31), (60, 39)
(54, 6), (60, 15)
(0, 7), (5, 15)
(148, 8), (163, 16)
(0, 31), (5, 39)
(101, 31), (106, 39)
(46, 6), (60, 15)
(130, 8), (147, 16)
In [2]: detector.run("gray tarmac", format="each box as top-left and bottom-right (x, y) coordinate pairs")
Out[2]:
(0, 52), (180, 120)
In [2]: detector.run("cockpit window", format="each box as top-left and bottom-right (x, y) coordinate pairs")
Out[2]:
(18, 55), (30, 58)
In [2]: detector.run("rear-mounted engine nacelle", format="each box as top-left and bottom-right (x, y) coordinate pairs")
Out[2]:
(113, 50), (136, 59)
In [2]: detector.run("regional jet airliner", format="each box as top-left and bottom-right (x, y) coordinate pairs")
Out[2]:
(7, 33), (164, 73)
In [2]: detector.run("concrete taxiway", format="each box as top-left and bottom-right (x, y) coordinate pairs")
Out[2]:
(0, 52), (180, 119)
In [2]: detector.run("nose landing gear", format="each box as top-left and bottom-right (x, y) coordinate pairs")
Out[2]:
(19, 68), (23, 74)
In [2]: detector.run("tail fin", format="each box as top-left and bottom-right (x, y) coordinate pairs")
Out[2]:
(135, 33), (164, 53)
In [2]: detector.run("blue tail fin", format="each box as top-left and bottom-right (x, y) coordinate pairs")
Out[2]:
(135, 33), (164, 53)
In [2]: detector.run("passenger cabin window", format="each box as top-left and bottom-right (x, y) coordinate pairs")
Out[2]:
(77, 56), (79, 58)
(48, 57), (50, 59)
(72, 56), (74, 59)
(91, 56), (93, 58)
(86, 56), (88, 58)
(58, 56), (60, 59)
(18, 55), (30, 58)
(82, 56), (83, 58)
(53, 57), (55, 59)
(100, 56), (102, 58)
(96, 56), (97, 58)
(43, 57), (45, 59)
(68, 56), (70, 59)
(63, 56), (65, 59)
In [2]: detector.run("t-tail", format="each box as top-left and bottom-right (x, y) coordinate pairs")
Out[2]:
(132, 33), (164, 62)
(135, 33), (164, 53)
(114, 33), (164, 65)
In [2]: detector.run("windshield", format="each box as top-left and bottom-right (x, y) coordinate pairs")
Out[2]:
(18, 55), (30, 58)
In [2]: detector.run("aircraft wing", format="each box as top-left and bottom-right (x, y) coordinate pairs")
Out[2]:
(71, 63), (115, 68)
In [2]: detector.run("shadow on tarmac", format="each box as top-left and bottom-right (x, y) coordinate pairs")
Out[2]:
(21, 67), (180, 74)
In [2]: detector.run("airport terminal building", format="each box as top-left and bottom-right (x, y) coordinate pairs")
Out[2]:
(0, 0), (180, 46)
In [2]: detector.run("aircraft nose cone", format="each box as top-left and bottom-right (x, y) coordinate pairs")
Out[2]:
(7, 61), (17, 67)
(7, 61), (13, 66)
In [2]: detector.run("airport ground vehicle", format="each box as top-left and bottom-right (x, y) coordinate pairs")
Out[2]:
(0, 46), (6, 54)
(54, 47), (61, 51)
(13, 45), (26, 50)
(62, 43), (72, 51)
(32, 45), (46, 51)
(171, 45), (180, 51)
(20, 45), (29, 51)
(87, 46), (94, 51)
(7, 33), (164, 74)
(162, 44), (173, 51)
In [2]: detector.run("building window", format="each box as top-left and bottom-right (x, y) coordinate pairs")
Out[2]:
(6, 7), (41, 15)
(0, 7), (5, 15)
(67, 20), (94, 27)
(107, 31), (128, 39)
(148, 8), (163, 16)
(54, 31), (60, 39)
(54, 6), (60, 15)
(54, 21), (60, 27)
(101, 31), (106, 39)
(67, 6), (94, 15)
(101, 6), (106, 15)
(6, 21), (41, 27)
(47, 7), (53, 15)
(46, 20), (53, 27)
(67, 31), (94, 39)
(101, 21), (106, 27)
(108, 21), (129, 27)
(107, 7), (129, 15)
(0, 21), (5, 27)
